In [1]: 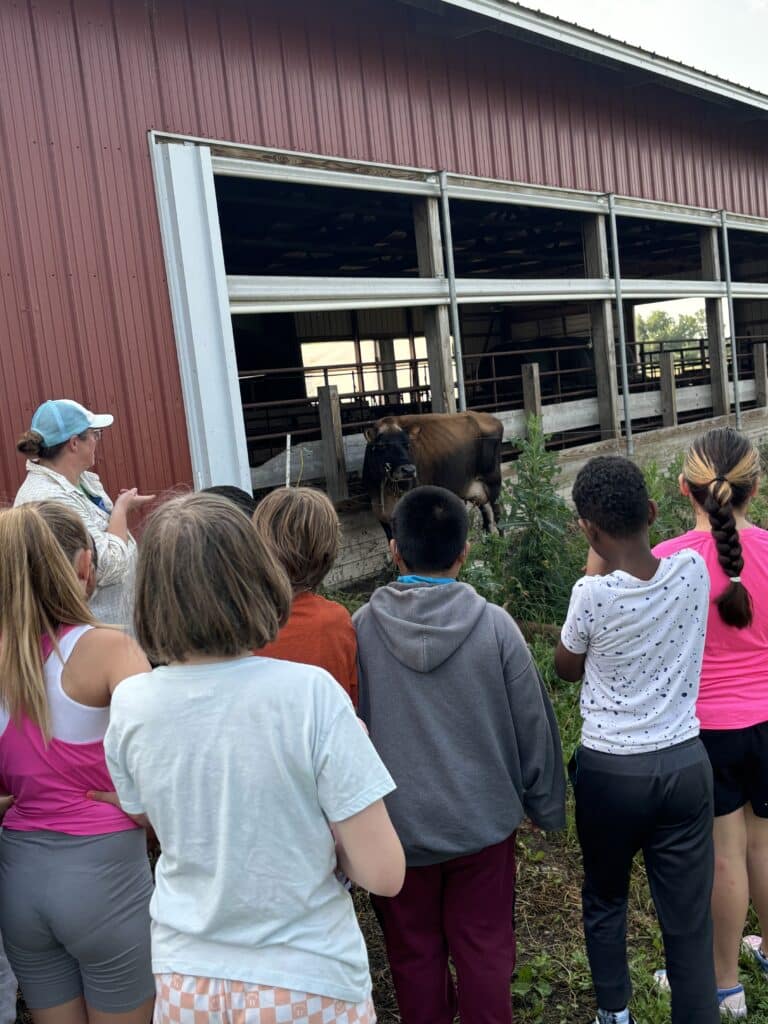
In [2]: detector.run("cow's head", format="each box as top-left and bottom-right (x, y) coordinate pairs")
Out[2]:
(363, 423), (420, 485)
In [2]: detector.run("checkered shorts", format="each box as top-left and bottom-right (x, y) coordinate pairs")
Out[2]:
(154, 974), (376, 1024)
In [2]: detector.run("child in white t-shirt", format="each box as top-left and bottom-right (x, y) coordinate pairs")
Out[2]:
(555, 456), (718, 1024)
(104, 493), (405, 1024)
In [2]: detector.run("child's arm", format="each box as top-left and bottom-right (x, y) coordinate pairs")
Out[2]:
(500, 623), (566, 831)
(555, 579), (592, 682)
(332, 799), (405, 896)
(554, 641), (585, 682)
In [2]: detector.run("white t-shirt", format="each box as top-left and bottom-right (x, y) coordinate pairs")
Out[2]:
(105, 656), (396, 1002)
(560, 550), (709, 754)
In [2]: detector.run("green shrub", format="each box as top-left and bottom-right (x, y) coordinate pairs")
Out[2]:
(462, 417), (586, 625)
(642, 454), (691, 547)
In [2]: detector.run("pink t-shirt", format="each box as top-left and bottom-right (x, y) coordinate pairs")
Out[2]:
(653, 528), (768, 730)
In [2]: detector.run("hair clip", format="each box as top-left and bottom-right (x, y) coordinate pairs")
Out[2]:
(729, 576), (742, 583)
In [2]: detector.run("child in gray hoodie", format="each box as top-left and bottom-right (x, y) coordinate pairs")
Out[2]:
(354, 485), (565, 1024)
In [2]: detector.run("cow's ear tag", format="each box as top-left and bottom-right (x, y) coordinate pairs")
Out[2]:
(408, 425), (421, 440)
(364, 427), (378, 443)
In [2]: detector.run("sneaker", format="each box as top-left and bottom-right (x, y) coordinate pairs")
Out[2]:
(718, 985), (747, 1019)
(743, 935), (768, 974)
(594, 1011), (635, 1024)
(656, 970), (745, 1018)
(653, 968), (670, 992)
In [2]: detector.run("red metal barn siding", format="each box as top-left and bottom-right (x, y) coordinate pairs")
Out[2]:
(2, 0), (768, 499)
(0, 0), (192, 501)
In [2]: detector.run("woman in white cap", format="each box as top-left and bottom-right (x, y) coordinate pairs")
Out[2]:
(14, 399), (154, 630)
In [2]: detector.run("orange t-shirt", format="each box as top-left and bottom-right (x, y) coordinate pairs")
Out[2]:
(257, 592), (359, 707)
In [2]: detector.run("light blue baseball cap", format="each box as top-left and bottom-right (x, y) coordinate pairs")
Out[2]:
(30, 400), (114, 447)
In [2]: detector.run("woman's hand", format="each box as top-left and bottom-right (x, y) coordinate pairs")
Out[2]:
(115, 488), (156, 513)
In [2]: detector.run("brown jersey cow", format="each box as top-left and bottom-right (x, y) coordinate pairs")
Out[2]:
(362, 411), (504, 538)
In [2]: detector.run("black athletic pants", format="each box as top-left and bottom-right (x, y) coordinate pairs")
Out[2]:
(570, 737), (719, 1024)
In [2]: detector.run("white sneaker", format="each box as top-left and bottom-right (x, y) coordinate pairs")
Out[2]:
(718, 985), (747, 1019)
(652, 968), (670, 992)
(594, 1011), (634, 1024)
(743, 934), (768, 975)
(655, 970), (746, 1018)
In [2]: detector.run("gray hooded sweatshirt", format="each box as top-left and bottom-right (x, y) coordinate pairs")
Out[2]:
(354, 581), (566, 866)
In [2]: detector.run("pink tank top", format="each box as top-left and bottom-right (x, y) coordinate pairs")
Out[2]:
(0, 625), (137, 835)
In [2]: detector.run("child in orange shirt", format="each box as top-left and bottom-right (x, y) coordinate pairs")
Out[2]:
(253, 487), (358, 706)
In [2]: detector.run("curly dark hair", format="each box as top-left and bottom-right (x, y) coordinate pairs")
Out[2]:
(572, 456), (649, 538)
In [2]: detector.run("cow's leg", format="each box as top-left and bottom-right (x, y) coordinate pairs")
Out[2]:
(466, 481), (499, 536)
(479, 500), (499, 536)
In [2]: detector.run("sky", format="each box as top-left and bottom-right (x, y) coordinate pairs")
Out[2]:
(527, 0), (768, 94)
(524, 1), (767, 323)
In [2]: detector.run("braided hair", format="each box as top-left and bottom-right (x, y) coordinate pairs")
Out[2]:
(684, 427), (760, 629)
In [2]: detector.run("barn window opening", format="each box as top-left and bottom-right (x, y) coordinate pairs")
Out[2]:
(215, 176), (419, 277)
(727, 230), (768, 284)
(234, 308), (435, 473)
(449, 200), (588, 279)
(731, 297), (768, 405)
(616, 217), (703, 280)
(459, 300), (601, 447)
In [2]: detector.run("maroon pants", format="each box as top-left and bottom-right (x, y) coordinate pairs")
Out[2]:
(371, 833), (517, 1024)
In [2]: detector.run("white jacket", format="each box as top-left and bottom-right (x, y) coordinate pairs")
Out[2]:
(14, 461), (137, 630)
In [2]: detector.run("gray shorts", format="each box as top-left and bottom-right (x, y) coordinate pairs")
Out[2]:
(0, 828), (154, 1012)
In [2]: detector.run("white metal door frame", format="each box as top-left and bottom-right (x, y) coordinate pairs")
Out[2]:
(149, 140), (252, 492)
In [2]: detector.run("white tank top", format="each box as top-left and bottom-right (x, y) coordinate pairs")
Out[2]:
(0, 625), (109, 743)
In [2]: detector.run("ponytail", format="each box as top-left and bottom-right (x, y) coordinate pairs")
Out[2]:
(683, 428), (760, 629)
(0, 507), (96, 737)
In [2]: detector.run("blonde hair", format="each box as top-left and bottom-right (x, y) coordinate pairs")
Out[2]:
(252, 487), (340, 593)
(684, 427), (761, 628)
(134, 493), (292, 662)
(0, 506), (96, 736)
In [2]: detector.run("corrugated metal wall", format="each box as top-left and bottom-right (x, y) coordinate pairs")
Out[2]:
(2, 0), (768, 496)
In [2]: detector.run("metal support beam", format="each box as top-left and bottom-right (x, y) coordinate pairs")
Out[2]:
(317, 386), (349, 503)
(720, 211), (743, 428)
(413, 196), (456, 413)
(439, 171), (467, 411)
(660, 350), (678, 427)
(522, 363), (542, 426)
(754, 343), (768, 409)
(700, 226), (729, 418)
(378, 338), (399, 404)
(583, 213), (620, 441)
(607, 195), (634, 455)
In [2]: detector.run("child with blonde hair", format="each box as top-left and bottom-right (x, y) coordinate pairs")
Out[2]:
(253, 487), (359, 704)
(0, 502), (153, 1024)
(104, 493), (404, 1023)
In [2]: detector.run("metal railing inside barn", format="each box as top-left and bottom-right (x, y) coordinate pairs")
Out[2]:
(244, 333), (768, 498)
